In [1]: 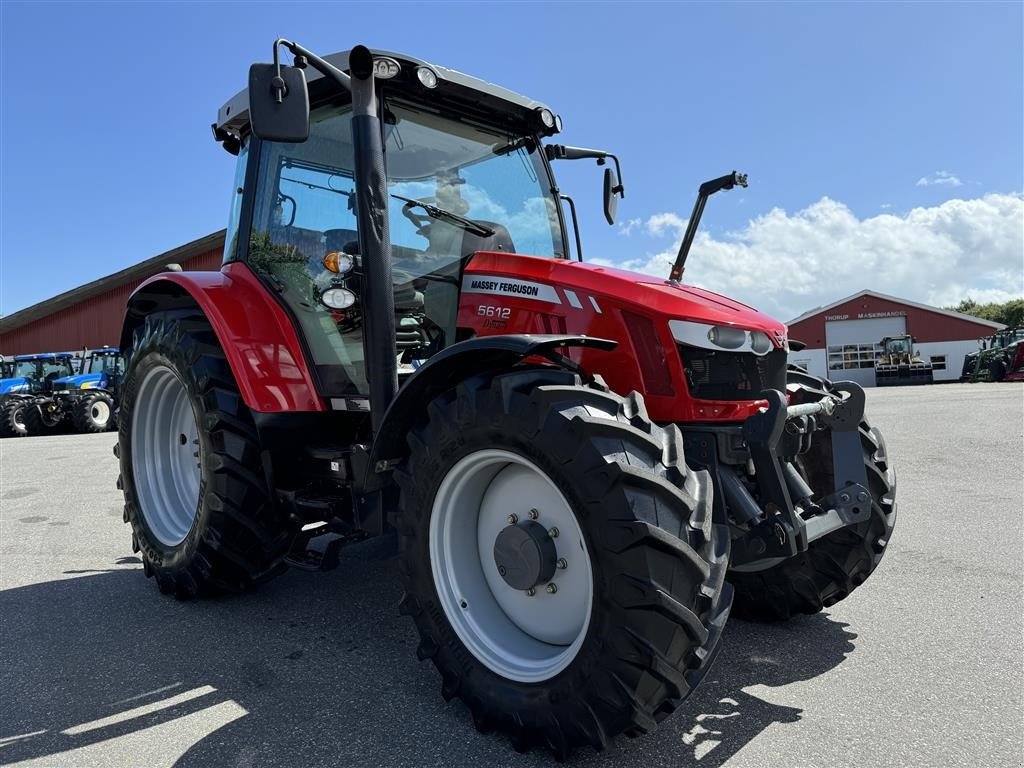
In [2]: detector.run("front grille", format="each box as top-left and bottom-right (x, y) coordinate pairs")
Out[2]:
(679, 346), (788, 401)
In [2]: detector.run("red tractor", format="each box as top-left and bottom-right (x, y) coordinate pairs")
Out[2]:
(115, 42), (897, 757)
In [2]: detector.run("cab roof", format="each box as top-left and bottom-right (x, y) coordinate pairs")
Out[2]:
(14, 353), (73, 361)
(215, 48), (557, 149)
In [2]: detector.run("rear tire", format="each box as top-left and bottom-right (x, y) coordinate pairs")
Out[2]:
(117, 310), (295, 598)
(0, 399), (29, 437)
(728, 368), (897, 621)
(396, 369), (731, 757)
(72, 392), (115, 433)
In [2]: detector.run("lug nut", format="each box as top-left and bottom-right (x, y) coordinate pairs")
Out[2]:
(548, 527), (559, 538)
(546, 583), (557, 594)
(856, 492), (869, 502)
(525, 587), (536, 597)
(839, 493), (851, 503)
(507, 513), (518, 525)
(528, 508), (539, 519)
(557, 558), (567, 569)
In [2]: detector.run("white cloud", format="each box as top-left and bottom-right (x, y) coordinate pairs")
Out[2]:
(916, 170), (963, 188)
(617, 217), (642, 236)
(645, 212), (687, 239)
(599, 193), (1024, 322)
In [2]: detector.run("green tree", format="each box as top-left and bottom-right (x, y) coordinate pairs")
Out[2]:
(946, 298), (1024, 328)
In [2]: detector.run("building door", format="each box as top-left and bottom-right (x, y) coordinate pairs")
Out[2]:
(825, 317), (907, 387)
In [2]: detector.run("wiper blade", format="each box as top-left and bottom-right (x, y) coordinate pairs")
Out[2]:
(390, 194), (495, 238)
(281, 177), (353, 197)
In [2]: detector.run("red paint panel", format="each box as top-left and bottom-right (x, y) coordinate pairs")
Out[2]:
(1, 248), (223, 355)
(789, 294), (999, 347)
(459, 252), (786, 423)
(131, 263), (324, 413)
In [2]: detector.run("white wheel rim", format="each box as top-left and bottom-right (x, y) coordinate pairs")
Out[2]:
(13, 408), (25, 429)
(429, 449), (593, 683)
(90, 400), (111, 426)
(130, 366), (201, 546)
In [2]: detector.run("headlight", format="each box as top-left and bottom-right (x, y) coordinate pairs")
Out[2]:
(750, 331), (773, 354)
(670, 320), (777, 356)
(416, 66), (438, 89)
(707, 325), (746, 349)
(320, 287), (357, 310)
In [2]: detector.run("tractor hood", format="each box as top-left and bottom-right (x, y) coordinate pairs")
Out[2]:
(52, 373), (103, 390)
(0, 377), (31, 395)
(464, 253), (789, 346)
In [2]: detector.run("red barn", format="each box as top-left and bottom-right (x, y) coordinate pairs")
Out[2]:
(1, 231), (225, 358)
(787, 289), (1004, 386)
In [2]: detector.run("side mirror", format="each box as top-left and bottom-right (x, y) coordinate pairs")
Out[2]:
(603, 167), (619, 225)
(248, 63), (309, 142)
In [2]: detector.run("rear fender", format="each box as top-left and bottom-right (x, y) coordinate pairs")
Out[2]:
(121, 263), (324, 413)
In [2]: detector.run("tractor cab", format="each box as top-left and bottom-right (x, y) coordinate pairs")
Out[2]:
(0, 353), (75, 395)
(52, 347), (124, 392)
(216, 49), (571, 400)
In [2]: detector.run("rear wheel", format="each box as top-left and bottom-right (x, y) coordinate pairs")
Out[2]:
(0, 399), (29, 437)
(117, 310), (295, 598)
(72, 392), (115, 433)
(396, 369), (731, 757)
(728, 369), (897, 621)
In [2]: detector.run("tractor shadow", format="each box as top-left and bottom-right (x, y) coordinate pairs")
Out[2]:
(0, 537), (855, 768)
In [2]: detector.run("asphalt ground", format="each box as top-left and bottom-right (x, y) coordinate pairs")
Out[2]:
(1, 382), (1021, 768)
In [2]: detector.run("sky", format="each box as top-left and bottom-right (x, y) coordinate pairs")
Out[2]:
(1, 1), (1021, 322)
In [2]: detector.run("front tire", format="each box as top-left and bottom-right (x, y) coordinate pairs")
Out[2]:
(117, 310), (295, 598)
(989, 358), (1007, 382)
(728, 368), (897, 621)
(72, 392), (115, 433)
(396, 369), (731, 757)
(21, 399), (63, 436)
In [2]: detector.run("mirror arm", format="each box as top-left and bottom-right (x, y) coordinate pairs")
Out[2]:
(668, 171), (747, 284)
(546, 144), (625, 197)
(277, 38), (352, 93)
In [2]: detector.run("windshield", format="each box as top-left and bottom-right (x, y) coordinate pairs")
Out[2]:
(13, 359), (72, 379)
(88, 354), (122, 375)
(887, 338), (911, 354)
(246, 99), (564, 396)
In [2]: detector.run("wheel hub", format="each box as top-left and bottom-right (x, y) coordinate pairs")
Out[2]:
(429, 449), (594, 683)
(493, 520), (557, 590)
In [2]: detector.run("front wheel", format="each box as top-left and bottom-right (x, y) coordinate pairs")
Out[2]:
(396, 369), (731, 757)
(989, 358), (1007, 382)
(72, 392), (115, 433)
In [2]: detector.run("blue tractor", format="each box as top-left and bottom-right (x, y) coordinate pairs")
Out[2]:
(0, 353), (76, 437)
(26, 348), (124, 434)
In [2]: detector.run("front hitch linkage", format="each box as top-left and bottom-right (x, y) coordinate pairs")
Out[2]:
(729, 384), (871, 570)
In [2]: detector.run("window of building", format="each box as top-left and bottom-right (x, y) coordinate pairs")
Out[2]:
(930, 355), (947, 371)
(828, 343), (882, 370)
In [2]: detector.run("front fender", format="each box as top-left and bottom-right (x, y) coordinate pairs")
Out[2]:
(122, 263), (325, 412)
(366, 334), (616, 488)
